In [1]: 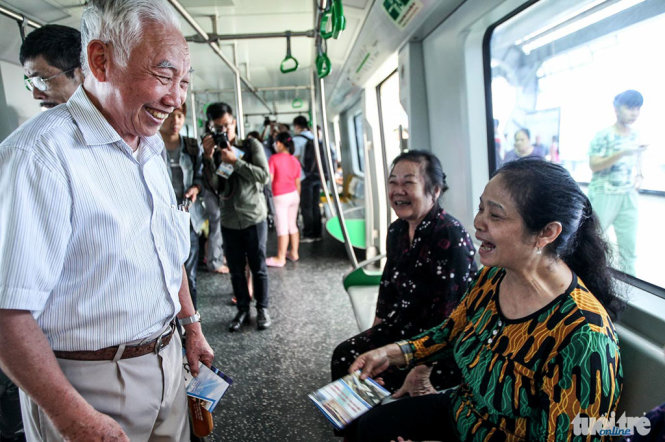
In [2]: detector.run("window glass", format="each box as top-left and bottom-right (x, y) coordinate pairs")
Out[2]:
(353, 113), (365, 173)
(378, 70), (409, 167)
(488, 0), (665, 287)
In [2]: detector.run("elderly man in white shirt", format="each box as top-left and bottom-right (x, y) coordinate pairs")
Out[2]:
(0, 1), (214, 441)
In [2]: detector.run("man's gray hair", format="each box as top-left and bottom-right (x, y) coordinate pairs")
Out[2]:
(80, 0), (181, 76)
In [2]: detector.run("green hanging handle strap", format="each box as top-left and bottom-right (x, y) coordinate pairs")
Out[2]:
(332, 0), (346, 39)
(316, 51), (331, 78)
(320, 2), (334, 40)
(280, 32), (298, 73)
(320, 0), (346, 40)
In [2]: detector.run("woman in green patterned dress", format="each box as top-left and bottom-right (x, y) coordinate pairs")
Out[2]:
(347, 159), (624, 441)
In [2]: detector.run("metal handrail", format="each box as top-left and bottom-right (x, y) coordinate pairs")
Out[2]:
(349, 252), (386, 272)
(311, 0), (358, 268)
(0, 5), (42, 29)
(167, 0), (272, 117)
(186, 30), (314, 42)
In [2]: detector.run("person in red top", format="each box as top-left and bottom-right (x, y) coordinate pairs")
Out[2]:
(267, 132), (302, 267)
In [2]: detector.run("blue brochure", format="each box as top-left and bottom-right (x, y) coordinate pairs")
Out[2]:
(308, 371), (390, 430)
(215, 146), (245, 178)
(184, 362), (233, 412)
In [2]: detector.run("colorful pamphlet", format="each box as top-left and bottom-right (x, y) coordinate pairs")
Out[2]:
(215, 146), (245, 178)
(308, 371), (390, 430)
(184, 362), (233, 412)
(188, 198), (206, 235)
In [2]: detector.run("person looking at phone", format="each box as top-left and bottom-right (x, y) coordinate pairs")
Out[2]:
(201, 102), (272, 332)
(159, 102), (204, 308)
(588, 89), (646, 276)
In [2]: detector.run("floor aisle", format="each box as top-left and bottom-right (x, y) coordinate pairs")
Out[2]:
(196, 233), (359, 441)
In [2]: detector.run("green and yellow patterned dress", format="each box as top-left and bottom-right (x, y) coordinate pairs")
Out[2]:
(399, 266), (622, 441)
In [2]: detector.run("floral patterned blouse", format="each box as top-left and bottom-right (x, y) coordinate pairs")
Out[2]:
(375, 204), (478, 336)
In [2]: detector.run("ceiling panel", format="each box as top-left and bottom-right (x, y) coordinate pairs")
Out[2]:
(0, 0), (372, 117)
(181, 0), (234, 7)
(0, 0), (74, 23)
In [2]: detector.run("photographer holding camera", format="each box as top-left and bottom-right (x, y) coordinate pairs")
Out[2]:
(202, 102), (272, 332)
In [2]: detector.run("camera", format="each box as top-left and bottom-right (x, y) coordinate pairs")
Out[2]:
(204, 124), (229, 148)
(212, 129), (229, 148)
(263, 116), (271, 127)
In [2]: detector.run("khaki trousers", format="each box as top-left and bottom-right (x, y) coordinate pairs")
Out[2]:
(20, 334), (189, 442)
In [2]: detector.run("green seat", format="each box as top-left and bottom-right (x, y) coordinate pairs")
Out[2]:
(342, 255), (384, 331)
(614, 297), (665, 417)
(615, 323), (665, 415)
(326, 217), (366, 249)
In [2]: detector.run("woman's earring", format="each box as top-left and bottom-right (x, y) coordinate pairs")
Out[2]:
(536, 247), (542, 255)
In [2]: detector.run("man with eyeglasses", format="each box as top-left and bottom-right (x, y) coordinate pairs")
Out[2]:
(19, 24), (83, 109)
(202, 102), (272, 332)
(0, 23), (85, 442)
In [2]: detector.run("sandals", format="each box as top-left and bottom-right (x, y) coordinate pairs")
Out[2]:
(266, 257), (286, 268)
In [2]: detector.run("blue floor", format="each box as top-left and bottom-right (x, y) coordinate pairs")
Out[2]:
(196, 233), (358, 441)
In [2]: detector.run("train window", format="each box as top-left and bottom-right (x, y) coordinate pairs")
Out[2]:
(377, 69), (409, 168)
(331, 117), (343, 164)
(487, 0), (665, 291)
(352, 113), (365, 173)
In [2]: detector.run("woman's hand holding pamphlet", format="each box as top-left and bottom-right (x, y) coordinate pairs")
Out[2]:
(308, 370), (390, 430)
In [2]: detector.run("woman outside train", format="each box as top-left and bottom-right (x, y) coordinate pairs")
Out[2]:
(266, 132), (302, 267)
(347, 158), (624, 441)
(502, 128), (546, 165)
(331, 150), (477, 393)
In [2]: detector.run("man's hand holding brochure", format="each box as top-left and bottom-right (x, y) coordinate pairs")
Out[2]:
(185, 362), (233, 412)
(184, 361), (233, 437)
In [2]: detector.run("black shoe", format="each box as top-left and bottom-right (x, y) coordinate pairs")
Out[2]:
(257, 308), (271, 330)
(229, 311), (250, 332)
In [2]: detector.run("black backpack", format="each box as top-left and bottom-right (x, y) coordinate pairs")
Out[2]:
(297, 134), (330, 181)
(183, 137), (200, 163)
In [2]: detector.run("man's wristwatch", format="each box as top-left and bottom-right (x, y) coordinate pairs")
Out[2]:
(179, 311), (201, 326)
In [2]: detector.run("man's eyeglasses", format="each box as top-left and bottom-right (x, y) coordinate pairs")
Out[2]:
(24, 67), (76, 92)
(212, 122), (236, 133)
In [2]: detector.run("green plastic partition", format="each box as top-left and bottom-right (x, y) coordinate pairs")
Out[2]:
(342, 254), (385, 331)
(343, 266), (382, 292)
(325, 217), (365, 249)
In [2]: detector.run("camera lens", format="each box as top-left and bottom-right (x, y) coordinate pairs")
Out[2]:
(213, 131), (228, 147)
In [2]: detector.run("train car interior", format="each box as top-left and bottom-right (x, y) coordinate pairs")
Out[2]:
(0, 0), (663, 440)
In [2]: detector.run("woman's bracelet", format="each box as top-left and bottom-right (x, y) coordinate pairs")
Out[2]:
(395, 340), (414, 369)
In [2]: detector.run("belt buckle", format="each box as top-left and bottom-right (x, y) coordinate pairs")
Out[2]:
(154, 334), (163, 354)
(154, 321), (175, 354)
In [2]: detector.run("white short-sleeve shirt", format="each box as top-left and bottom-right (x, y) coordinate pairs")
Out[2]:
(0, 86), (190, 351)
